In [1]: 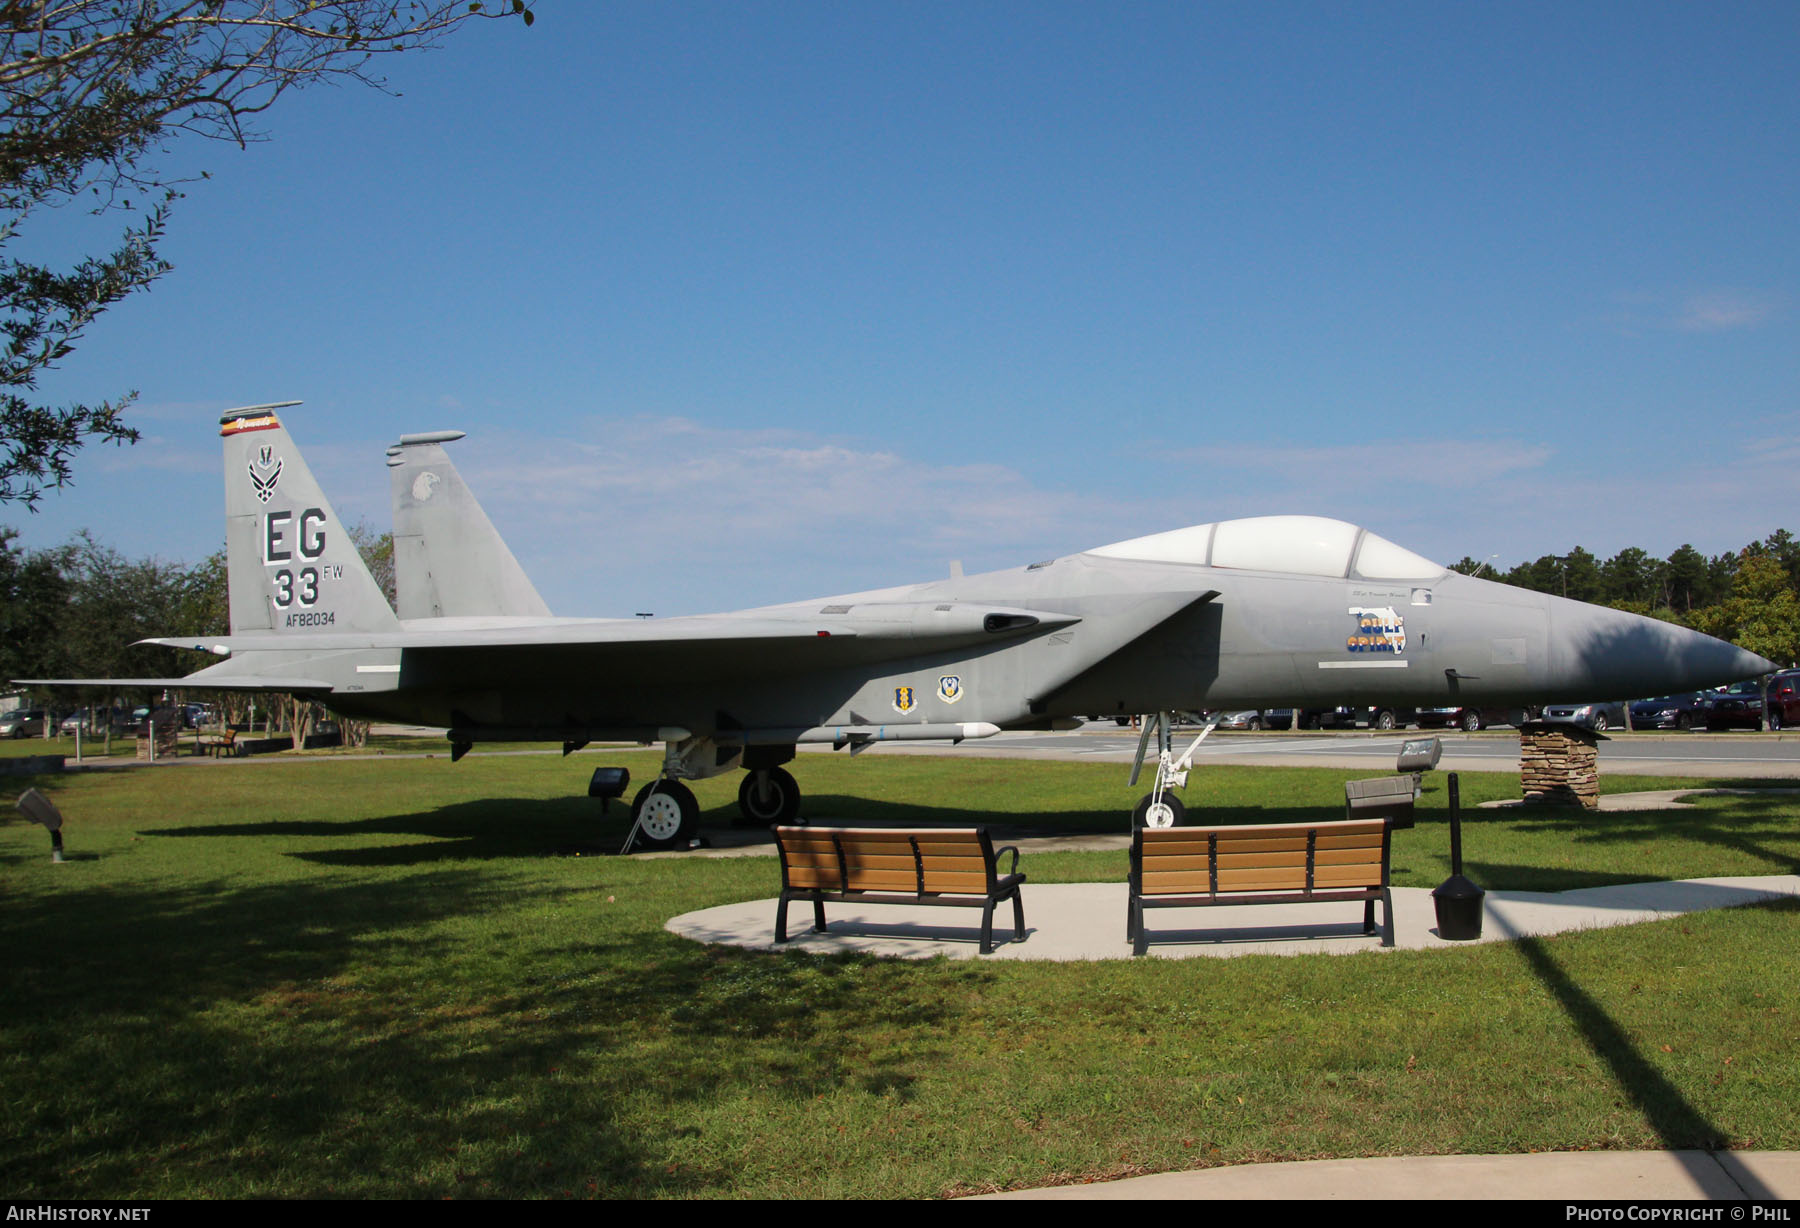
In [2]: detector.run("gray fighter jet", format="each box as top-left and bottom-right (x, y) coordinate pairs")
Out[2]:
(23, 404), (1775, 847)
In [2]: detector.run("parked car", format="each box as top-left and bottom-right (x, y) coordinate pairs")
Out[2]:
(1628, 693), (1709, 730)
(0, 707), (52, 738)
(1702, 680), (1765, 731)
(1211, 710), (1266, 731)
(1765, 670), (1800, 732)
(1541, 701), (1627, 732)
(1415, 706), (1531, 732)
(1294, 706), (1362, 729)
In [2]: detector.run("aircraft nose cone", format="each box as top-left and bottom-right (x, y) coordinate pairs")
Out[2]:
(1547, 596), (1776, 698)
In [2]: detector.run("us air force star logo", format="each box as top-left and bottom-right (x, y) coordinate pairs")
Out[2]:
(249, 445), (282, 504)
(892, 686), (916, 714)
(937, 675), (963, 704)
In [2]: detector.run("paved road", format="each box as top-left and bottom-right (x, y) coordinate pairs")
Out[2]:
(830, 724), (1800, 779)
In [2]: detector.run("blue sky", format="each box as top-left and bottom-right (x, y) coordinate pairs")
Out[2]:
(10, 2), (1797, 615)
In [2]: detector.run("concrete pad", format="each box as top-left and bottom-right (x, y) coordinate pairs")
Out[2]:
(1481, 787), (1800, 812)
(970, 1149), (1800, 1200)
(667, 874), (1800, 960)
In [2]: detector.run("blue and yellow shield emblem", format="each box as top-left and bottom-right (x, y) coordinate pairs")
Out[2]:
(937, 675), (963, 704)
(892, 686), (916, 714)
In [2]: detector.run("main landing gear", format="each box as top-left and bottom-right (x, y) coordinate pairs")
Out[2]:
(736, 766), (801, 825)
(623, 741), (805, 852)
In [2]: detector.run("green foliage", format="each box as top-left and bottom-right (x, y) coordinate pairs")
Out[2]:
(0, 527), (224, 696)
(1480, 531), (1799, 662)
(1695, 552), (1800, 667)
(0, 524), (70, 680)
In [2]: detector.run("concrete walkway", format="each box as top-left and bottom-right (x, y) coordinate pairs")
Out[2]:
(968, 1149), (1800, 1200)
(667, 874), (1800, 961)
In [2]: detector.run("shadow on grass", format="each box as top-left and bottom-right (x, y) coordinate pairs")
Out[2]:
(141, 797), (622, 864)
(1502, 915), (1779, 1197)
(133, 791), (1360, 867)
(0, 857), (983, 1197)
(1428, 793), (1800, 892)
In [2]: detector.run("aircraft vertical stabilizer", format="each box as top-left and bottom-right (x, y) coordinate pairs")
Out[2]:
(386, 431), (553, 621)
(221, 404), (400, 636)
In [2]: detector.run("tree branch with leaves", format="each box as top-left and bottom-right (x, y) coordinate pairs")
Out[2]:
(0, 0), (533, 505)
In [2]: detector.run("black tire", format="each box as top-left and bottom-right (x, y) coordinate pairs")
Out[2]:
(1770, 710), (1784, 732)
(1676, 713), (1691, 730)
(737, 766), (801, 826)
(1372, 709), (1397, 731)
(1132, 792), (1186, 829)
(1592, 713), (1609, 733)
(1460, 709), (1482, 732)
(1248, 716), (1263, 731)
(631, 780), (699, 850)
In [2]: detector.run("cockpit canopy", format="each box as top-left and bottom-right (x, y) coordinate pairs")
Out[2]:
(1086, 516), (1445, 581)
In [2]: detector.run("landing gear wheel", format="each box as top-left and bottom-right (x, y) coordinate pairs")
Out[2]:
(1133, 793), (1186, 829)
(631, 780), (699, 850)
(737, 766), (801, 826)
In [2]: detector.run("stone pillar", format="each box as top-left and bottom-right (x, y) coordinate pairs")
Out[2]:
(1519, 721), (1605, 809)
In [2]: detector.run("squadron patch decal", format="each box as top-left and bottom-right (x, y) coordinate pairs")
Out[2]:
(937, 675), (964, 704)
(892, 686), (916, 714)
(249, 445), (283, 504)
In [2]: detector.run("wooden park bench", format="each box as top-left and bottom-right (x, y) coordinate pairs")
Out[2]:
(1128, 818), (1395, 955)
(773, 826), (1026, 954)
(200, 727), (240, 758)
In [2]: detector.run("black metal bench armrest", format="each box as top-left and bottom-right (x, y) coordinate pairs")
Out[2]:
(993, 845), (1021, 876)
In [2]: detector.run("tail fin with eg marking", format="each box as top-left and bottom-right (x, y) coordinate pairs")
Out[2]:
(221, 402), (400, 637)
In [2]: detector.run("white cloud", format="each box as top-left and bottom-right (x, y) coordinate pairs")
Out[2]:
(1674, 290), (1781, 333)
(1597, 288), (1783, 335)
(449, 416), (1176, 613)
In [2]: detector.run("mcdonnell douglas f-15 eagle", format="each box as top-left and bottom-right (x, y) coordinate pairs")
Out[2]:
(21, 404), (1776, 847)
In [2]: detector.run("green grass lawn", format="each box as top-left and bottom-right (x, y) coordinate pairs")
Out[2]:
(3, 751), (1798, 1198)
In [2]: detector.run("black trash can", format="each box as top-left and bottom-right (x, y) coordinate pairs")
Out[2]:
(1432, 873), (1485, 941)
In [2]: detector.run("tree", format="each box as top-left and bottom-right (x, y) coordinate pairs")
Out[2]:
(1664, 544), (1714, 613)
(0, 1), (533, 505)
(0, 525), (69, 682)
(1695, 551), (1800, 669)
(1600, 546), (1665, 610)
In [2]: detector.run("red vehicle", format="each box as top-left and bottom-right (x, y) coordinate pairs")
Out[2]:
(1765, 670), (1800, 732)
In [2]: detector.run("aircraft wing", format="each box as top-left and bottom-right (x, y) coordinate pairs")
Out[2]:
(38, 601), (1083, 694)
